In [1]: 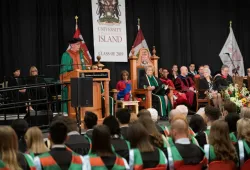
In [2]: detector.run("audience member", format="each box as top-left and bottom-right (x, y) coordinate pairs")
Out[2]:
(189, 114), (206, 134)
(222, 100), (237, 117)
(137, 109), (151, 118)
(103, 116), (130, 162)
(195, 105), (221, 147)
(34, 121), (84, 169)
(0, 126), (34, 170)
(84, 111), (98, 140)
(116, 108), (131, 140)
(204, 120), (238, 167)
(25, 127), (49, 158)
(188, 63), (197, 76)
(240, 107), (250, 118)
(64, 117), (90, 155)
(138, 117), (167, 154)
(129, 112), (138, 123)
(236, 118), (250, 164)
(11, 119), (29, 152)
(147, 108), (167, 136)
(225, 112), (240, 144)
(168, 117), (206, 169)
(128, 122), (168, 169)
(82, 125), (129, 169)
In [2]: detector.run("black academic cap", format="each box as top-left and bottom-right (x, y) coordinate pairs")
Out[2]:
(68, 38), (83, 44)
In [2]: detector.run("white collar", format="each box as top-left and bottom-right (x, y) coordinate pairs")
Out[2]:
(207, 126), (211, 130)
(52, 144), (66, 149)
(67, 131), (80, 136)
(86, 129), (93, 132)
(175, 138), (191, 144)
(120, 125), (129, 128)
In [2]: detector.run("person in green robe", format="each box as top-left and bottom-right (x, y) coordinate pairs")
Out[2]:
(139, 65), (171, 119)
(60, 38), (86, 114)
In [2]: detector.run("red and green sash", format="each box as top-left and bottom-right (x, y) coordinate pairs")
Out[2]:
(0, 160), (8, 170)
(130, 148), (167, 170)
(168, 139), (206, 170)
(38, 151), (83, 170)
(88, 153), (127, 170)
(238, 140), (250, 167)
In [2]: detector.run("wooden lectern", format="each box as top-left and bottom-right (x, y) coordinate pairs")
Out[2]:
(61, 69), (110, 122)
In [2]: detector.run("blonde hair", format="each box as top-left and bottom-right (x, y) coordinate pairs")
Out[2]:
(0, 126), (22, 170)
(240, 107), (250, 119)
(237, 118), (250, 142)
(145, 65), (155, 72)
(29, 66), (38, 76)
(25, 127), (49, 154)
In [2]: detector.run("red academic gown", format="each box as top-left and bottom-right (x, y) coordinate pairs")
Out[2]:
(174, 75), (196, 107)
(160, 78), (188, 107)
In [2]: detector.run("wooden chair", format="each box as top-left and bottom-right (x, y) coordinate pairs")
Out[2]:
(129, 46), (159, 109)
(233, 76), (244, 88)
(194, 77), (210, 111)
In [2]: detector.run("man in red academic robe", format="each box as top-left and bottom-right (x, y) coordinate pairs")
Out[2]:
(174, 66), (196, 108)
(160, 68), (188, 107)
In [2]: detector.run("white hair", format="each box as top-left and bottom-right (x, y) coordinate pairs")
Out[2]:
(203, 68), (211, 76)
(175, 105), (188, 117)
(147, 108), (158, 122)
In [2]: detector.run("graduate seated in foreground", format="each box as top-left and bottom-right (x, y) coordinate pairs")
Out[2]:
(84, 111), (98, 141)
(236, 118), (250, 166)
(34, 121), (84, 170)
(139, 65), (171, 119)
(204, 120), (238, 167)
(128, 121), (168, 170)
(116, 70), (131, 101)
(116, 108), (131, 140)
(82, 125), (129, 170)
(0, 126), (35, 170)
(25, 127), (49, 159)
(103, 115), (130, 162)
(64, 117), (90, 156)
(168, 117), (206, 169)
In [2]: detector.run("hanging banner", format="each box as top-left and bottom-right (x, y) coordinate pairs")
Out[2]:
(91, 0), (127, 62)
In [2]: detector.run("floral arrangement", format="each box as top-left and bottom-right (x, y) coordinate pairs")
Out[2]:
(223, 84), (250, 108)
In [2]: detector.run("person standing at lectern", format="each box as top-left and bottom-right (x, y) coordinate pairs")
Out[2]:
(60, 38), (86, 114)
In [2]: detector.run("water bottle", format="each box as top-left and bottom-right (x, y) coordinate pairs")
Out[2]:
(129, 93), (133, 101)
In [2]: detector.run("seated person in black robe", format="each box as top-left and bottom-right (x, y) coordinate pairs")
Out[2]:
(26, 66), (48, 110)
(213, 65), (233, 91)
(64, 117), (90, 155)
(139, 65), (170, 118)
(7, 68), (32, 111)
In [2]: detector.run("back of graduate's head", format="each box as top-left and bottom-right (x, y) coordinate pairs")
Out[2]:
(92, 125), (113, 155)
(204, 105), (221, 122)
(84, 111), (98, 129)
(170, 116), (189, 140)
(127, 121), (154, 152)
(11, 119), (29, 139)
(116, 108), (131, 125)
(49, 120), (68, 144)
(103, 115), (121, 136)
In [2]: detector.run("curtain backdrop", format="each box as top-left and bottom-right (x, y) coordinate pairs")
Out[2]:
(1, 0), (250, 88)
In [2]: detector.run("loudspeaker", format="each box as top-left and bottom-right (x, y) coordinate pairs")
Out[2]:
(71, 77), (93, 107)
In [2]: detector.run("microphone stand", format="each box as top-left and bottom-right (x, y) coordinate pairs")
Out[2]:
(225, 53), (239, 75)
